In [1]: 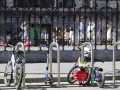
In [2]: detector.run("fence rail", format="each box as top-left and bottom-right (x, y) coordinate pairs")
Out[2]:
(0, 0), (120, 50)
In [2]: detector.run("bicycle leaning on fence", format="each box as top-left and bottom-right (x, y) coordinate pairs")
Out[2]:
(3, 42), (26, 89)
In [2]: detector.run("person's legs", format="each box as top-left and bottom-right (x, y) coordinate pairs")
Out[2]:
(112, 32), (116, 43)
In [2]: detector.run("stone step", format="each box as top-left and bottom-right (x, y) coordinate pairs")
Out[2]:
(0, 73), (120, 84)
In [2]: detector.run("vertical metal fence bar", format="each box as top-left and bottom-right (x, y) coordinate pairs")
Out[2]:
(16, 7), (19, 43)
(94, 0), (97, 49)
(51, 0), (54, 45)
(4, 5), (7, 51)
(105, 0), (108, 50)
(84, 0), (87, 42)
(28, 0), (30, 50)
(90, 11), (92, 42)
(109, 14), (114, 46)
(73, 0), (75, 50)
(22, 7), (25, 43)
(33, 8), (35, 46)
(78, 15), (80, 46)
(57, 10), (59, 30)
(39, 0), (42, 51)
(116, 0), (119, 49)
(100, 13), (102, 45)
(62, 0), (65, 50)
(68, 8), (70, 27)
(10, 12), (12, 42)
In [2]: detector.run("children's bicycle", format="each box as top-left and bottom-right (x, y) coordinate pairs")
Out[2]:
(4, 42), (26, 89)
(67, 56), (91, 86)
(67, 46), (105, 88)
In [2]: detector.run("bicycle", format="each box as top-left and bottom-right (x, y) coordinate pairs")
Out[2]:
(4, 42), (26, 89)
(67, 46), (105, 88)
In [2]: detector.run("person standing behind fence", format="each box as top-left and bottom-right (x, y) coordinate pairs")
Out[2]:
(69, 27), (74, 45)
(107, 25), (116, 43)
(64, 28), (69, 41)
(20, 22), (28, 41)
(86, 21), (95, 40)
(107, 25), (112, 41)
(20, 22), (32, 47)
(112, 26), (116, 43)
(77, 16), (84, 41)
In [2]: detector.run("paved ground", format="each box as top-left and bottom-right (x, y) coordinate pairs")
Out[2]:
(0, 81), (120, 90)
(0, 62), (120, 89)
(0, 62), (120, 81)
(1, 62), (120, 74)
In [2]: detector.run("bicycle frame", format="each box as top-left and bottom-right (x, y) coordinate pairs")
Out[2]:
(94, 69), (99, 81)
(7, 45), (16, 72)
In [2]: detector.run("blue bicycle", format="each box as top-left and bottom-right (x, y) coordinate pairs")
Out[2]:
(91, 64), (105, 88)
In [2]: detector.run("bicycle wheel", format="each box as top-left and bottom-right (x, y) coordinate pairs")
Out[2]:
(15, 63), (24, 89)
(80, 66), (91, 86)
(67, 65), (77, 84)
(4, 61), (13, 86)
(45, 73), (53, 87)
(97, 71), (105, 88)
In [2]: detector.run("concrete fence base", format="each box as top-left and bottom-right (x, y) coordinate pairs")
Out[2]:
(0, 50), (120, 63)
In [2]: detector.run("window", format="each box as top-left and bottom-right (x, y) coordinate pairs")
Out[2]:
(14, 0), (73, 8)
(0, 0), (6, 7)
(56, 0), (73, 8)
(14, 0), (53, 7)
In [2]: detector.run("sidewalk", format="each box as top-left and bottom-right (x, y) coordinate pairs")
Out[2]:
(0, 81), (120, 90)
(0, 62), (120, 84)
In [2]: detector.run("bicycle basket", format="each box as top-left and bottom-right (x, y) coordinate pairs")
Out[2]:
(73, 70), (88, 81)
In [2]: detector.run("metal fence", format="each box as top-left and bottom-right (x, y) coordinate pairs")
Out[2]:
(0, 0), (120, 50)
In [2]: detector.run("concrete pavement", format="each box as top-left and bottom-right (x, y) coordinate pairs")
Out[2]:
(0, 63), (120, 89)
(0, 62), (120, 83)
(0, 81), (120, 90)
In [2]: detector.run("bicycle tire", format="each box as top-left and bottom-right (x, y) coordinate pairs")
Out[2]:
(97, 71), (105, 88)
(45, 73), (53, 87)
(15, 63), (24, 89)
(67, 65), (77, 84)
(4, 61), (13, 86)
